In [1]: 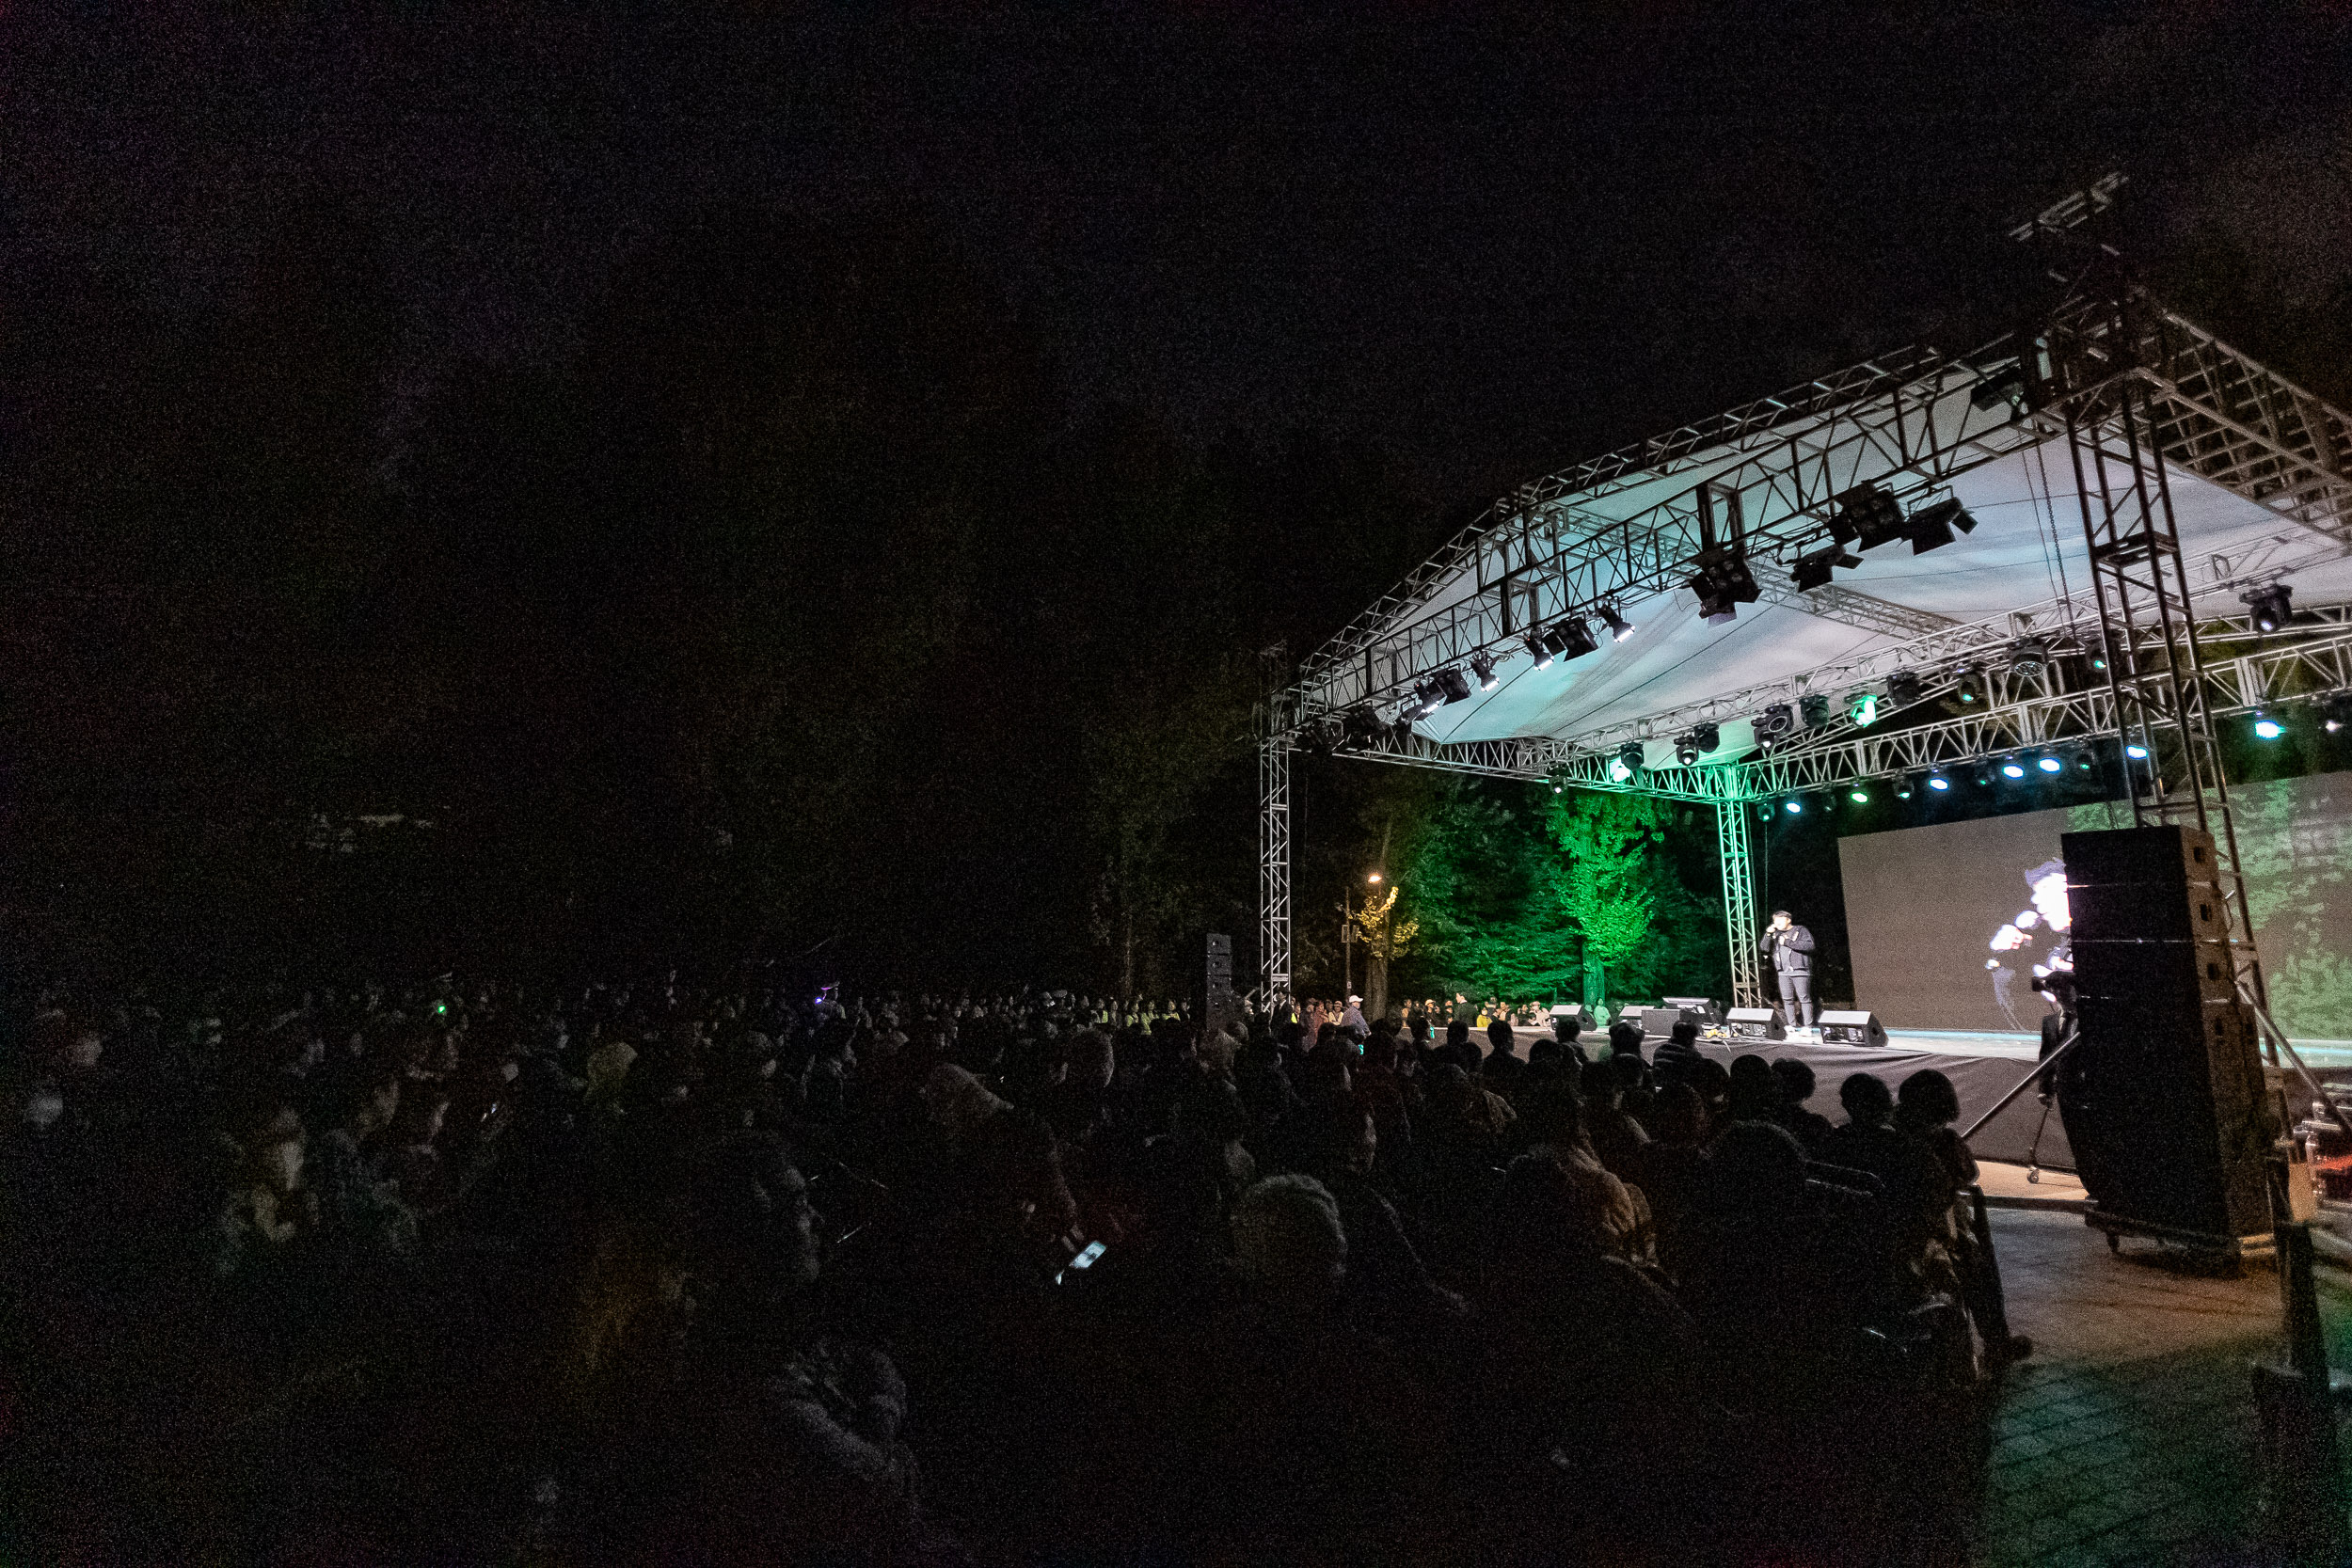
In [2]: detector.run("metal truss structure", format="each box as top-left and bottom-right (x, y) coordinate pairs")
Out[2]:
(1259, 275), (2352, 1010)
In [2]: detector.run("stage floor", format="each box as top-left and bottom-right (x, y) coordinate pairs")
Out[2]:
(1694, 1024), (2352, 1172)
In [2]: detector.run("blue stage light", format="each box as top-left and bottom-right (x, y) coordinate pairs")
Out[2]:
(2124, 743), (2149, 759)
(1999, 760), (2026, 780)
(2253, 715), (2284, 740)
(1784, 799), (1804, 815)
(2036, 755), (2063, 774)
(1926, 774), (1951, 791)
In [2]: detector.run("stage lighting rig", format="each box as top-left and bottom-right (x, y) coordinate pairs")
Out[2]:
(1390, 715), (1418, 747)
(1597, 604), (1636, 642)
(1470, 653), (1500, 691)
(1904, 497), (1978, 554)
(2253, 712), (2285, 740)
(1406, 680), (1445, 721)
(1999, 758), (2027, 780)
(1436, 668), (1475, 705)
(1849, 787), (1870, 804)
(1755, 703), (1794, 741)
(1925, 772), (1953, 792)
(1790, 545), (1861, 593)
(1523, 628), (1554, 671)
(1610, 741), (1647, 782)
(2323, 694), (2352, 734)
(1893, 776), (1914, 800)
(1543, 617), (1600, 660)
(1800, 693), (1830, 730)
(2243, 582), (2294, 634)
(1689, 549), (1760, 625)
(1847, 689), (1881, 727)
(1884, 670), (1924, 709)
(2035, 753), (2064, 774)
(1832, 484), (1908, 550)
(2009, 639), (2048, 678)
(1672, 721), (1720, 766)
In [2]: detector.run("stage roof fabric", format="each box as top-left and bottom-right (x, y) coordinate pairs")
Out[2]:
(1295, 298), (2352, 765)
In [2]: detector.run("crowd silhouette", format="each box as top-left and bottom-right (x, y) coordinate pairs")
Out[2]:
(5, 972), (2019, 1564)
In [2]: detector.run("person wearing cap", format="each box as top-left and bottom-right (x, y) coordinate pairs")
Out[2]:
(1340, 993), (1369, 1037)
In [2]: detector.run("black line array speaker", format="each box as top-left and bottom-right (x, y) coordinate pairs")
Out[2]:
(1204, 933), (1239, 1034)
(2061, 825), (2275, 1241)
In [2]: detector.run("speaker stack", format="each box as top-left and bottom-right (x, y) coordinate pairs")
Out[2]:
(2061, 824), (2275, 1244)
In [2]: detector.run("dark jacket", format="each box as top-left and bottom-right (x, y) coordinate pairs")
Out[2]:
(1761, 924), (1816, 974)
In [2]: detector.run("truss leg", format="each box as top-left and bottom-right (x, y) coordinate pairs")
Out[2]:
(1259, 715), (1293, 1007)
(1717, 797), (1763, 1009)
(2065, 349), (2268, 1015)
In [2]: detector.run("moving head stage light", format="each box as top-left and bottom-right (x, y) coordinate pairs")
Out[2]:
(1470, 653), (1500, 691)
(1884, 669), (1925, 708)
(2243, 581), (2294, 635)
(1597, 603), (1637, 642)
(1755, 702), (1794, 741)
(1673, 721), (1720, 766)
(1436, 668), (1475, 705)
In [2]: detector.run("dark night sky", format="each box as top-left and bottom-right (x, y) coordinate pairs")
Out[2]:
(8, 3), (2351, 500)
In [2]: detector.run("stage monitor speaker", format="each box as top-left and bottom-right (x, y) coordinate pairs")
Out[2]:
(1725, 1006), (1786, 1042)
(1639, 1006), (1691, 1038)
(2062, 826), (2275, 1242)
(1817, 1009), (1887, 1047)
(1663, 996), (1722, 1025)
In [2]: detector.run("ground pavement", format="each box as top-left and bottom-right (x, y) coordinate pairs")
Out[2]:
(1971, 1193), (2352, 1566)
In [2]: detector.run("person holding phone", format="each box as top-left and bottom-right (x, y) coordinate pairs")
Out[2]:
(1760, 911), (1817, 1029)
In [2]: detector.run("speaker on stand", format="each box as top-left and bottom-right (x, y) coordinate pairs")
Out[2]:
(2062, 825), (2276, 1256)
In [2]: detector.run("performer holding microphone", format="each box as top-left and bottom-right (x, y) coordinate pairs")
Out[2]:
(1760, 910), (1817, 1030)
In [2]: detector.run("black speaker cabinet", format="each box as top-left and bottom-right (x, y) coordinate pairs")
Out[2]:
(2062, 825), (2274, 1241)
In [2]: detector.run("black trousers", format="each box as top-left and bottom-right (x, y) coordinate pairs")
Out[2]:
(1776, 971), (1815, 1026)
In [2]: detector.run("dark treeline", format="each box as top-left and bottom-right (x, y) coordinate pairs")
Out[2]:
(3, 201), (1440, 992)
(7, 196), (2345, 999)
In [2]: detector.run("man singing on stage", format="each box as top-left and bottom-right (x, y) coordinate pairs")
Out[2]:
(1761, 910), (1817, 1029)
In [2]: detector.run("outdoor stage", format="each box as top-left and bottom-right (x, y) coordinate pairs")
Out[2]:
(1701, 1027), (2352, 1170)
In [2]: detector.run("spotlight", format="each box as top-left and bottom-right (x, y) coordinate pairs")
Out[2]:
(2071, 746), (2097, 774)
(1470, 653), (1500, 691)
(2010, 639), (2048, 678)
(1546, 765), (1570, 795)
(1949, 661), (1980, 705)
(1848, 690), (1881, 727)
(1833, 484), (1908, 550)
(1790, 546), (1862, 593)
(1905, 497), (1978, 554)
(1894, 777), (1915, 800)
(1597, 604), (1636, 642)
(2035, 754), (2064, 774)
(1784, 799), (1804, 815)
(1800, 693), (1830, 729)
(1543, 618), (1600, 660)
(2123, 742), (2149, 759)
(1675, 732), (1702, 767)
(2323, 694), (2352, 734)
(1885, 670), (1924, 708)
(1341, 707), (1384, 747)
(2243, 582), (2294, 635)
(2253, 713), (2285, 740)
(1756, 703), (1795, 740)
(1973, 764), (1995, 786)
(1616, 741), (1647, 777)
(1926, 773), (1953, 792)
(1437, 668), (1475, 705)
(1690, 553), (1761, 624)
(2000, 759), (2027, 780)
(1850, 787), (1870, 804)
(1407, 680), (1445, 720)
(1524, 628), (1554, 671)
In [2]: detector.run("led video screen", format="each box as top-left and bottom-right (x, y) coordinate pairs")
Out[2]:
(1838, 770), (2352, 1037)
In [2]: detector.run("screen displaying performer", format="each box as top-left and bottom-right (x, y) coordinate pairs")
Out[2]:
(1839, 769), (2352, 1037)
(1760, 910), (1818, 1028)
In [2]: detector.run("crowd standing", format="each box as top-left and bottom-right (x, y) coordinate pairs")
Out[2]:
(3, 970), (2020, 1564)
